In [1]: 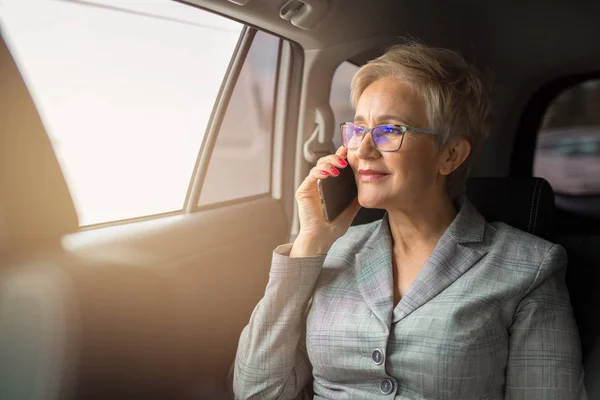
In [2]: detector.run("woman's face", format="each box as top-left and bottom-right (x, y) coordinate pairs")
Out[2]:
(347, 77), (446, 211)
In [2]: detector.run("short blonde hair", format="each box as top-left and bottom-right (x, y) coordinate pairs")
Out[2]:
(350, 41), (492, 200)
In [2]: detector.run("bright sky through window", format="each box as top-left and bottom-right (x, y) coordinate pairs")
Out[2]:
(0, 0), (243, 225)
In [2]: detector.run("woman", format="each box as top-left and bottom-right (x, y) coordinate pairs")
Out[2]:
(233, 42), (586, 399)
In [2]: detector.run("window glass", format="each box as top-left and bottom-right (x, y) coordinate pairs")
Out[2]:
(534, 79), (600, 195)
(1, 0), (243, 225)
(198, 30), (280, 206)
(330, 61), (360, 149)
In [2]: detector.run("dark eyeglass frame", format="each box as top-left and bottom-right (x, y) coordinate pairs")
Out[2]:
(341, 122), (439, 152)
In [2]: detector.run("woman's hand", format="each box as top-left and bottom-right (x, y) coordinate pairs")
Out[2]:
(291, 146), (362, 257)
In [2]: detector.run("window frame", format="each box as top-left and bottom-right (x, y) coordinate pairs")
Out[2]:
(3, 1), (253, 230)
(190, 28), (282, 210)
(184, 25), (257, 211)
(186, 27), (303, 217)
(511, 72), (600, 178)
(5, 1), (304, 230)
(512, 73), (600, 231)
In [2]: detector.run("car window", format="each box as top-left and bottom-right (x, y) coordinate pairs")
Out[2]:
(198, 30), (280, 206)
(534, 79), (600, 195)
(330, 61), (360, 149)
(1, 0), (243, 226)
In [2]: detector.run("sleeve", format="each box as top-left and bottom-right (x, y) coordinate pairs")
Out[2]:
(233, 243), (325, 400)
(505, 244), (587, 400)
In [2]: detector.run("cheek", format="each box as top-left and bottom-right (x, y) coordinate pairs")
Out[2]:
(383, 152), (412, 176)
(389, 149), (438, 182)
(347, 151), (359, 170)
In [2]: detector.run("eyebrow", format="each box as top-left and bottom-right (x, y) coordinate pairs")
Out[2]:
(353, 114), (415, 126)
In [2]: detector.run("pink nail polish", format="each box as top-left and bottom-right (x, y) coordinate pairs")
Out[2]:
(331, 167), (340, 175)
(338, 158), (348, 166)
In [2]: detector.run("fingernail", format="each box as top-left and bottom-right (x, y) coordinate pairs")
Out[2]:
(338, 158), (348, 166)
(320, 170), (329, 176)
(330, 167), (340, 175)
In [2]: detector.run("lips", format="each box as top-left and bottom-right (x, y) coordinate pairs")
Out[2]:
(358, 169), (389, 182)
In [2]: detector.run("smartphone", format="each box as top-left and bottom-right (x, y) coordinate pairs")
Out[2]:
(317, 163), (358, 221)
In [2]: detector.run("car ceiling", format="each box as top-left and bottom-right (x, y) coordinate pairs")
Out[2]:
(182, 0), (600, 83)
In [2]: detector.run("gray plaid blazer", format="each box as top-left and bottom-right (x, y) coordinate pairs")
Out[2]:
(234, 200), (586, 399)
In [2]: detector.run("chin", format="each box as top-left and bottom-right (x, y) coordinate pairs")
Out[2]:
(357, 191), (387, 209)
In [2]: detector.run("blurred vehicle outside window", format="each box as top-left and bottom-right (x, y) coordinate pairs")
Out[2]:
(535, 79), (600, 196)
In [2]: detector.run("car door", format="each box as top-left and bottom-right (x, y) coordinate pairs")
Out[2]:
(1, 0), (302, 392)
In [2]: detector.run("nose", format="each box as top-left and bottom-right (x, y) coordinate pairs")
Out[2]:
(354, 131), (381, 160)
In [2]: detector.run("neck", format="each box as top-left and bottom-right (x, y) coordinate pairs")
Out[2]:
(387, 194), (457, 256)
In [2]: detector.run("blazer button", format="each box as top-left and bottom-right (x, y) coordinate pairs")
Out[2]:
(372, 348), (384, 365)
(380, 378), (394, 394)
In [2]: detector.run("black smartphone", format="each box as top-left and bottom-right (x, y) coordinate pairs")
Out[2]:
(317, 164), (358, 221)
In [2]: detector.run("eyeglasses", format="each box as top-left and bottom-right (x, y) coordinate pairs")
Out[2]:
(341, 122), (439, 152)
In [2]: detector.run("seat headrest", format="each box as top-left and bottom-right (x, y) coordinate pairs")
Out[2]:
(465, 177), (555, 238)
(352, 177), (555, 238)
(0, 32), (79, 254)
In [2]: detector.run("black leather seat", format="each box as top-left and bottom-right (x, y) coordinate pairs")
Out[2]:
(353, 177), (556, 239)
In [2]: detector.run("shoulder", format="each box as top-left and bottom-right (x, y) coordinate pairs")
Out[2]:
(484, 221), (567, 284)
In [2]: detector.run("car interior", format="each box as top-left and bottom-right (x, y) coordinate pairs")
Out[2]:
(1, 0), (600, 399)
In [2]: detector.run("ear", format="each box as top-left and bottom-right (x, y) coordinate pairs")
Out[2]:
(438, 139), (471, 176)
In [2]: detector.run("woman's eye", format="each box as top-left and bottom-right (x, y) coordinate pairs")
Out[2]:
(381, 127), (402, 135)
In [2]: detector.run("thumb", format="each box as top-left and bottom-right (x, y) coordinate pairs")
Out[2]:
(336, 197), (362, 227)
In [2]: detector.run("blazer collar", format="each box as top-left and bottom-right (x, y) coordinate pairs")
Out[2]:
(355, 198), (488, 328)
(444, 197), (486, 244)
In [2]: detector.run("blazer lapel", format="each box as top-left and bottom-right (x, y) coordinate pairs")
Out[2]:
(355, 217), (394, 331)
(393, 200), (488, 323)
